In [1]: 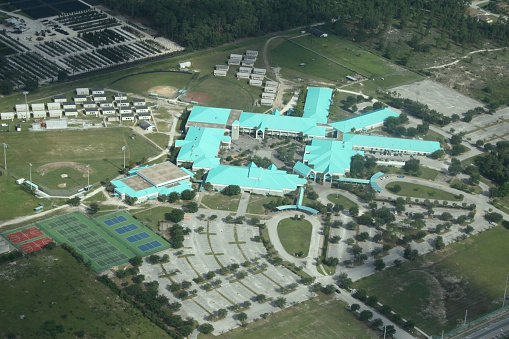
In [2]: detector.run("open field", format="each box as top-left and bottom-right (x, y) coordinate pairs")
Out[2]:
(379, 166), (440, 181)
(277, 218), (312, 257)
(201, 192), (240, 212)
(246, 195), (281, 215)
(0, 248), (167, 338)
(0, 128), (159, 193)
(326, 194), (358, 210)
(200, 294), (376, 339)
(355, 226), (509, 334)
(386, 181), (460, 201)
(132, 206), (174, 231)
(144, 132), (170, 149)
(110, 71), (193, 97)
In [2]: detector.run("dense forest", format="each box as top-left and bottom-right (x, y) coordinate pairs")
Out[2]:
(97, 0), (509, 50)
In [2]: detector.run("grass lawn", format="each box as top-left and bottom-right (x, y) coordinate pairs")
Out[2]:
(326, 193), (358, 210)
(379, 166), (440, 181)
(386, 181), (460, 201)
(277, 218), (312, 257)
(0, 248), (167, 339)
(0, 128), (159, 193)
(144, 132), (169, 149)
(132, 206), (173, 231)
(246, 195), (280, 215)
(201, 192), (240, 212)
(355, 226), (509, 334)
(109, 71), (193, 96)
(450, 178), (482, 195)
(199, 294), (376, 339)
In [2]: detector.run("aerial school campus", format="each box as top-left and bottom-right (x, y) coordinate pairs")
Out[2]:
(2, 1), (509, 338)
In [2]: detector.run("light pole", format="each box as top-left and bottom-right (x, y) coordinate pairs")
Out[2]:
(122, 145), (127, 168)
(86, 164), (90, 189)
(29, 163), (32, 189)
(503, 272), (509, 307)
(2, 143), (7, 170)
(23, 91), (29, 116)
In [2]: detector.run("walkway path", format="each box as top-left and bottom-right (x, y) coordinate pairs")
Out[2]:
(235, 192), (250, 216)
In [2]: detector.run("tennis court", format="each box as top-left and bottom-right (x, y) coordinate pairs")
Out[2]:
(138, 240), (162, 252)
(6, 227), (45, 244)
(103, 215), (128, 226)
(126, 232), (150, 243)
(114, 224), (139, 234)
(19, 237), (52, 254)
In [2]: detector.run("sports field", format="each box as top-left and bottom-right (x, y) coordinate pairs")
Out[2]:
(29, 211), (170, 272)
(0, 128), (159, 193)
(110, 71), (193, 96)
(3, 225), (54, 254)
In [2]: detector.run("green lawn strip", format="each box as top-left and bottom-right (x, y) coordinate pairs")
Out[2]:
(0, 248), (167, 338)
(245, 195), (280, 214)
(325, 194), (358, 210)
(385, 181), (461, 201)
(177, 254), (195, 258)
(184, 256), (201, 278)
(277, 218), (312, 257)
(450, 178), (482, 195)
(201, 192), (241, 211)
(199, 294), (376, 339)
(261, 272), (283, 289)
(379, 166), (439, 181)
(144, 133), (170, 149)
(83, 191), (107, 203)
(110, 72), (193, 96)
(355, 226), (509, 334)
(233, 225), (249, 261)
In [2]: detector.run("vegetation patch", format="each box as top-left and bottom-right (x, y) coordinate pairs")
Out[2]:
(276, 218), (312, 257)
(326, 194), (358, 210)
(201, 192), (240, 212)
(386, 181), (460, 201)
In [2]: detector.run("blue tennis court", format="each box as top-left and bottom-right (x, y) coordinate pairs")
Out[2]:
(103, 215), (128, 226)
(114, 224), (139, 235)
(138, 240), (162, 252)
(126, 232), (150, 243)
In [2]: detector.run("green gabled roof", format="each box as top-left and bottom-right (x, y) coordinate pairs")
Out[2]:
(303, 138), (364, 176)
(176, 126), (230, 169)
(303, 87), (333, 124)
(343, 134), (441, 153)
(329, 108), (399, 133)
(293, 161), (314, 176)
(206, 165), (306, 191)
(239, 112), (326, 137)
(187, 106), (231, 126)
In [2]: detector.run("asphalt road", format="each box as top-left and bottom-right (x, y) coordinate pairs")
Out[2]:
(465, 317), (509, 339)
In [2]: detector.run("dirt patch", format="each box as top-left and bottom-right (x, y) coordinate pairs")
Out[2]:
(58, 183), (67, 188)
(183, 91), (214, 104)
(37, 162), (93, 178)
(148, 86), (177, 97)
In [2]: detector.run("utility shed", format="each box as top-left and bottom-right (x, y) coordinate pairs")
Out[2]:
(82, 101), (97, 108)
(92, 94), (107, 102)
(250, 74), (264, 81)
(214, 70), (227, 76)
(132, 99), (146, 107)
(261, 98), (274, 106)
(76, 88), (89, 95)
(265, 81), (279, 88)
(228, 59), (241, 65)
(216, 65), (229, 71)
(134, 106), (149, 113)
(230, 54), (243, 60)
(262, 92), (276, 99)
(236, 72), (250, 79)
(46, 118), (68, 129)
(47, 102), (61, 110)
(119, 107), (133, 114)
(16, 111), (29, 119)
(90, 88), (104, 95)
(241, 60), (254, 67)
(239, 67), (252, 73)
(264, 86), (277, 93)
(101, 108), (116, 115)
(246, 50), (258, 57)
(84, 108), (99, 116)
(62, 102), (76, 109)
(310, 27), (328, 37)
(137, 112), (151, 120)
(179, 61), (191, 69)
(139, 120), (155, 131)
(113, 93), (127, 101)
(253, 68), (266, 75)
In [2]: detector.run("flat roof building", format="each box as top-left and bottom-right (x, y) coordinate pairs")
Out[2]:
(238, 112), (326, 139)
(53, 95), (67, 102)
(32, 110), (46, 118)
(0, 112), (14, 120)
(64, 108), (78, 117)
(46, 118), (68, 129)
(214, 70), (227, 77)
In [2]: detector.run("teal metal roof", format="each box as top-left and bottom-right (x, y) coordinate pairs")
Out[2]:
(187, 106), (231, 126)
(303, 138), (364, 176)
(239, 112), (326, 137)
(370, 172), (384, 192)
(343, 134), (441, 154)
(303, 87), (333, 124)
(112, 177), (192, 199)
(339, 177), (370, 184)
(206, 163), (306, 191)
(329, 108), (399, 133)
(176, 126), (230, 169)
(293, 161), (314, 177)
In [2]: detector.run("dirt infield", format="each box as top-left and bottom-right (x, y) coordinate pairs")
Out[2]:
(37, 162), (93, 178)
(148, 86), (177, 97)
(183, 91), (214, 104)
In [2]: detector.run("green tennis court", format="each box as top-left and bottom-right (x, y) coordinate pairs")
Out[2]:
(34, 211), (170, 272)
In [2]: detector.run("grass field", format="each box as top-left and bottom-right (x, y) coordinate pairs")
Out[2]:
(379, 166), (440, 181)
(277, 218), (312, 257)
(0, 128), (159, 193)
(132, 206), (174, 231)
(326, 194), (358, 210)
(0, 248), (167, 339)
(201, 192), (240, 212)
(386, 181), (460, 201)
(199, 294), (376, 339)
(144, 132), (169, 149)
(109, 71), (193, 96)
(355, 226), (509, 334)
(246, 195), (280, 215)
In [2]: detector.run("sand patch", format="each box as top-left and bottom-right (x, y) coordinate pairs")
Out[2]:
(183, 91), (214, 104)
(58, 183), (67, 188)
(148, 86), (177, 97)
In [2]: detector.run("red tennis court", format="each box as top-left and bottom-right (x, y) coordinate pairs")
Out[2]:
(6, 227), (45, 244)
(19, 237), (53, 254)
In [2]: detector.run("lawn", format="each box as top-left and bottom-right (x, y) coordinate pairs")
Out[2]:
(326, 193), (358, 210)
(0, 128), (160, 193)
(201, 192), (240, 212)
(379, 166), (440, 181)
(277, 218), (312, 257)
(132, 206), (174, 231)
(0, 248), (167, 338)
(355, 226), (509, 334)
(199, 294), (376, 339)
(145, 132), (170, 149)
(109, 71), (193, 96)
(246, 195), (280, 215)
(386, 181), (460, 201)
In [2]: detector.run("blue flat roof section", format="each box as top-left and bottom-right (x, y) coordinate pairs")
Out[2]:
(303, 87), (333, 124)
(138, 240), (162, 252)
(187, 106), (231, 126)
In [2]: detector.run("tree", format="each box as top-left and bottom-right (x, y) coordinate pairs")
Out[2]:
(359, 310), (373, 321)
(450, 134), (462, 144)
(392, 184), (402, 193)
(324, 257), (339, 266)
(236, 312), (247, 322)
(217, 308), (228, 318)
(167, 209), (185, 222)
(274, 297), (286, 308)
(349, 205), (359, 217)
(434, 236), (445, 250)
(322, 284), (336, 295)
(366, 295), (379, 306)
(200, 323), (214, 334)
(23, 78), (38, 91)
(371, 318), (384, 328)
(0, 80), (13, 95)
(223, 185), (241, 196)
(130, 256), (142, 267)
(441, 212), (453, 221)
(181, 189), (195, 200)
(448, 158), (462, 175)
(465, 225), (474, 234)
(57, 70), (68, 82)
(403, 158), (420, 174)
(66, 197), (81, 206)
(430, 149), (446, 159)
(374, 258), (386, 271)
(350, 303), (360, 312)
(330, 235), (341, 244)
(255, 294), (266, 303)
(485, 212), (503, 223)
(385, 325), (396, 337)
(168, 191), (180, 203)
(186, 202), (198, 213)
(451, 144), (467, 156)
(311, 283), (323, 292)
(373, 233), (383, 242)
(357, 231), (370, 241)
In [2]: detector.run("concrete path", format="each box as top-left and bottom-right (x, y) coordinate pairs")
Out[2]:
(235, 192), (251, 217)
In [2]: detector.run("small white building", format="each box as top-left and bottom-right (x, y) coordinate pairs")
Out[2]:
(0, 112), (14, 120)
(16, 111), (29, 119)
(107, 115), (120, 122)
(236, 72), (250, 79)
(249, 79), (263, 87)
(32, 110), (46, 118)
(62, 102), (76, 109)
(250, 74), (264, 81)
(53, 95), (67, 103)
(261, 98), (274, 106)
(100, 100), (115, 108)
(246, 50), (258, 57)
(82, 101), (97, 109)
(134, 105), (149, 113)
(262, 92), (276, 100)
(119, 107), (133, 114)
(132, 99), (146, 107)
(265, 81), (279, 88)
(48, 110), (62, 118)
(76, 88), (89, 96)
(228, 59), (241, 66)
(113, 93), (127, 101)
(137, 112), (152, 120)
(230, 54), (243, 60)
(73, 95), (87, 102)
(83, 108), (99, 116)
(90, 88), (104, 95)
(179, 61), (191, 69)
(116, 101), (130, 107)
(264, 86), (278, 93)
(31, 103), (45, 111)
(214, 70), (227, 77)
(121, 113), (135, 121)
(139, 120), (155, 131)
(253, 68), (266, 75)
(64, 108), (78, 117)
(216, 65), (229, 71)
(46, 118), (68, 129)
(241, 60), (255, 67)
(92, 94), (107, 102)
(101, 108), (116, 115)
(15, 104), (29, 112)
(47, 102), (61, 110)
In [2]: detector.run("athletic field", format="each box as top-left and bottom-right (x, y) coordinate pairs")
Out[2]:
(9, 211), (171, 272)
(3, 226), (53, 254)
